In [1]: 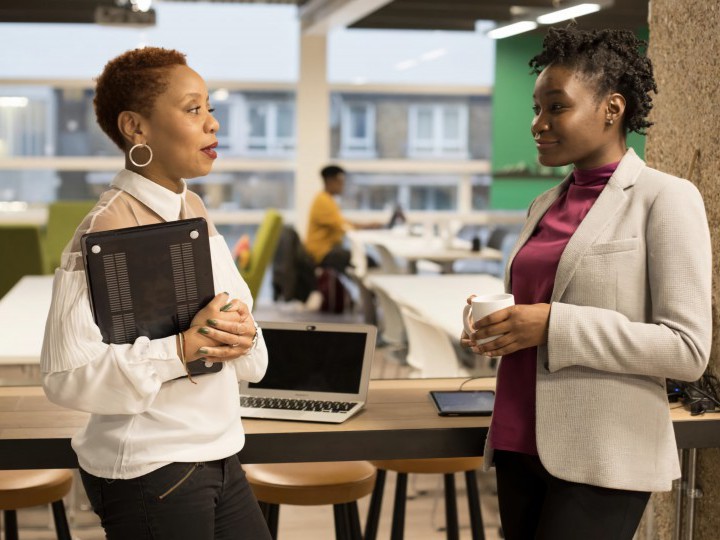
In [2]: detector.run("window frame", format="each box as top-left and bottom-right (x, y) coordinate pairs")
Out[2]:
(340, 101), (377, 158)
(407, 103), (468, 159)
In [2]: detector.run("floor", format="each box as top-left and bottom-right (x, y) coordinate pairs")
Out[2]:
(3, 298), (503, 539)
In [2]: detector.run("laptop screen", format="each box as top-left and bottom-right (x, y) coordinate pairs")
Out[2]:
(249, 327), (367, 395)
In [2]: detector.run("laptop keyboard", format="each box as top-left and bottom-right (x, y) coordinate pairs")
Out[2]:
(240, 396), (357, 413)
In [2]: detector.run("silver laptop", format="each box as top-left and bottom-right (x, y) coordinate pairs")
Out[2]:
(239, 321), (377, 424)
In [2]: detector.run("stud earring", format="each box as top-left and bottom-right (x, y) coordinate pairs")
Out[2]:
(606, 117), (614, 126)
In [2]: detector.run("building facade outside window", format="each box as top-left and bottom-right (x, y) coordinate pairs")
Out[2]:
(340, 102), (376, 158)
(407, 103), (469, 159)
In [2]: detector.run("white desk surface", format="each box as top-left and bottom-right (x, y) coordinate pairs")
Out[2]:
(0, 275), (53, 365)
(348, 230), (502, 265)
(365, 273), (504, 338)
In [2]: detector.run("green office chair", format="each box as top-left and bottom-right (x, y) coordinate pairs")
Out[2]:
(239, 209), (283, 301)
(44, 200), (95, 274)
(0, 225), (46, 298)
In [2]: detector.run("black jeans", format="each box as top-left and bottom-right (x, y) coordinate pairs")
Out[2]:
(80, 455), (271, 540)
(494, 450), (651, 540)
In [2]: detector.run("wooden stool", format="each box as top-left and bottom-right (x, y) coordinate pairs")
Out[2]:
(0, 469), (73, 540)
(365, 457), (485, 540)
(244, 461), (376, 540)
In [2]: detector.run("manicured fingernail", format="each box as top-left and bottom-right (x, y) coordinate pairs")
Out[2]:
(207, 319), (218, 326)
(220, 302), (233, 312)
(198, 327), (210, 335)
(198, 347), (209, 354)
(222, 291), (229, 296)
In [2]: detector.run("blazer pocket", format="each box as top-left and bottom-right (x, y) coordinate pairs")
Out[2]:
(585, 237), (639, 256)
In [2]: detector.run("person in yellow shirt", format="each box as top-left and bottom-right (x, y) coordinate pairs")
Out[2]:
(305, 165), (353, 273)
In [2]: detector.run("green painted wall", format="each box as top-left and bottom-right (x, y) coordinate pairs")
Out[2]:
(489, 29), (649, 210)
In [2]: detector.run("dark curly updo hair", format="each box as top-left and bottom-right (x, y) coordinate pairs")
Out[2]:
(94, 47), (187, 150)
(529, 26), (657, 135)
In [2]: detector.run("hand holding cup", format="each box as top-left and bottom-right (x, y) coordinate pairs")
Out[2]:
(462, 293), (515, 345)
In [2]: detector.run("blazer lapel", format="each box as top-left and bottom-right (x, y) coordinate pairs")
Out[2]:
(551, 149), (645, 302)
(503, 148), (646, 299)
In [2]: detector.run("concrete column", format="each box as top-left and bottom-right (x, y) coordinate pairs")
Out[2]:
(295, 33), (329, 239)
(640, 1), (720, 538)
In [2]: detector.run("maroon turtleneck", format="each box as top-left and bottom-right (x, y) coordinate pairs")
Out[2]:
(490, 161), (620, 455)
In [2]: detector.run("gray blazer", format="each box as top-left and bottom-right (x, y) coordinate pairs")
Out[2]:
(485, 148), (712, 492)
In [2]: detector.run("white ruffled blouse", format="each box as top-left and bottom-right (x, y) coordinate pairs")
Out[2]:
(41, 169), (268, 479)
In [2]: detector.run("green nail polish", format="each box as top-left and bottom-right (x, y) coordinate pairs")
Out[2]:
(220, 302), (233, 312)
(198, 327), (210, 335)
(207, 319), (218, 326)
(198, 347), (209, 354)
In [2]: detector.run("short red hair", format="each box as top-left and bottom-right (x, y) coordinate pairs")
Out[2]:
(94, 47), (187, 150)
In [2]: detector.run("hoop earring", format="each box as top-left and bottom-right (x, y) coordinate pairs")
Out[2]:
(129, 143), (153, 167)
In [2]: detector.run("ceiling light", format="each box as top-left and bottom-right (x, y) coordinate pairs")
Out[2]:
(395, 59), (419, 71)
(537, 3), (601, 24)
(212, 89), (230, 101)
(487, 21), (538, 40)
(0, 97), (29, 108)
(421, 48), (447, 61)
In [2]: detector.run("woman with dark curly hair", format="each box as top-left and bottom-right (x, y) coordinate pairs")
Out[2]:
(462, 27), (711, 539)
(41, 47), (272, 539)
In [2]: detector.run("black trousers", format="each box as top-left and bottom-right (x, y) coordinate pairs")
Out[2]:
(80, 455), (271, 540)
(494, 450), (651, 540)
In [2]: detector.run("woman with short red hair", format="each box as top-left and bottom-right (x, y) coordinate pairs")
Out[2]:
(41, 47), (272, 539)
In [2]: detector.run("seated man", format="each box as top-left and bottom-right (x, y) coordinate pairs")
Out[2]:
(306, 164), (373, 274)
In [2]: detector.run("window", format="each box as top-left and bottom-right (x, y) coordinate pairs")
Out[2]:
(340, 102), (376, 158)
(0, 87), (55, 156)
(246, 100), (295, 155)
(408, 104), (468, 158)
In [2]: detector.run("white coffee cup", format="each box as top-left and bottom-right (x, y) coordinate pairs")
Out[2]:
(462, 293), (515, 345)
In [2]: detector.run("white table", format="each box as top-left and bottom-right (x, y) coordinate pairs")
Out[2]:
(365, 273), (504, 339)
(0, 275), (53, 365)
(349, 230), (502, 273)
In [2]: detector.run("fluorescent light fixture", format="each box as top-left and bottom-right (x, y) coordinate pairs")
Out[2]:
(421, 48), (447, 61)
(537, 3), (601, 24)
(395, 59), (419, 71)
(487, 21), (538, 39)
(0, 97), (29, 108)
(212, 89), (230, 101)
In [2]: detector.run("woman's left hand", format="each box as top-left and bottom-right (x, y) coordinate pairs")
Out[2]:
(460, 303), (551, 357)
(192, 298), (257, 360)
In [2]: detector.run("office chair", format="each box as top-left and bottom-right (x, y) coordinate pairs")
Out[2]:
(239, 209), (283, 301)
(0, 225), (45, 298)
(44, 200), (95, 274)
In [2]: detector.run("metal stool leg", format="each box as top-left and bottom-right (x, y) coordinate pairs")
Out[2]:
(347, 502), (362, 540)
(4, 509), (19, 540)
(390, 472), (408, 540)
(265, 503), (279, 539)
(465, 470), (485, 540)
(443, 473), (459, 540)
(364, 468), (386, 540)
(51, 499), (72, 540)
(333, 503), (350, 540)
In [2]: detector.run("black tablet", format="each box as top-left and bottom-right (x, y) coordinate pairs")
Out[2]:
(429, 390), (495, 416)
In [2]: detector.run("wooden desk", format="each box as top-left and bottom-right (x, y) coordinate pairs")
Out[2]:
(1, 378), (719, 470)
